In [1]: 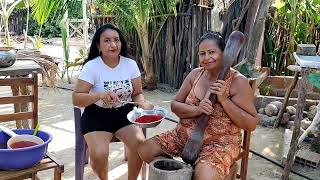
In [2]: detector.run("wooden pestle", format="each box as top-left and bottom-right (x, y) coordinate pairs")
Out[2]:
(181, 31), (245, 165)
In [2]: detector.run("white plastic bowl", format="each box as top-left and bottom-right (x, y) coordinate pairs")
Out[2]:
(0, 125), (44, 149)
(127, 107), (168, 128)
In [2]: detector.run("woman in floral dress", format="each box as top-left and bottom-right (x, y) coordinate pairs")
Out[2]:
(138, 31), (259, 180)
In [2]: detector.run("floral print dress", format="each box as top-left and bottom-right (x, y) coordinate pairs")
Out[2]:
(153, 68), (241, 178)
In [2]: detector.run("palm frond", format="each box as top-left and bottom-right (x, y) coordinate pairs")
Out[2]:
(31, 0), (77, 26)
(32, 0), (55, 25)
(134, 0), (149, 24)
(103, 0), (137, 37)
(98, 0), (177, 62)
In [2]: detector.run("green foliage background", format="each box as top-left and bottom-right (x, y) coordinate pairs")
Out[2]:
(264, 0), (320, 75)
(25, 0), (83, 38)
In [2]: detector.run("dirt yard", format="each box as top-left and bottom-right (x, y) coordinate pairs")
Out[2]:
(2, 84), (317, 180)
(1, 38), (318, 179)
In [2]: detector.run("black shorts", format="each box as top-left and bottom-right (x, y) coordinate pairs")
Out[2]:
(81, 103), (134, 135)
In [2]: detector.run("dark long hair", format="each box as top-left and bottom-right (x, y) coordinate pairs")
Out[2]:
(84, 23), (129, 64)
(198, 31), (225, 51)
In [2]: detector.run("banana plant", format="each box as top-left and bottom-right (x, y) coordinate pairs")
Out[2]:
(264, 0), (320, 75)
(99, 0), (177, 90)
(0, 0), (24, 47)
(60, 18), (71, 84)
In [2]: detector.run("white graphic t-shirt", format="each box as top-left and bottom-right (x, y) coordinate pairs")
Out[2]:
(78, 56), (141, 108)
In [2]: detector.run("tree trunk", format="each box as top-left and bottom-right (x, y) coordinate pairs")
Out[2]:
(239, 0), (260, 62)
(139, 23), (157, 90)
(239, 0), (271, 77)
(244, 0), (271, 75)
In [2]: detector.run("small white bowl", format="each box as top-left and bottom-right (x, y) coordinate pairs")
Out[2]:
(7, 134), (44, 149)
(0, 125), (44, 149)
(127, 107), (168, 128)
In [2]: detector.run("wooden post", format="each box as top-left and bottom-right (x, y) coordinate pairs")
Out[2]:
(282, 68), (308, 179)
(10, 76), (31, 129)
(19, 84), (31, 129)
(191, 4), (196, 69)
(243, 0), (271, 73)
(274, 71), (299, 127)
(166, 16), (174, 86)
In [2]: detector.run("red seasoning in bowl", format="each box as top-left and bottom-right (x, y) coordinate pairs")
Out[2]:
(10, 141), (38, 149)
(135, 115), (163, 123)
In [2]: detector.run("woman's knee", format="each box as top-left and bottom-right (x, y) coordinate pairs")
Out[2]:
(137, 139), (160, 163)
(89, 145), (109, 166)
(116, 125), (145, 150)
(133, 135), (145, 149)
(194, 162), (222, 180)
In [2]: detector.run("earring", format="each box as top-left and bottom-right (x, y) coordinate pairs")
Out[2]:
(99, 51), (102, 56)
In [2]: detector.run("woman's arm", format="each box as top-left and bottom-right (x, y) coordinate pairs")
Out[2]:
(72, 80), (100, 107)
(219, 74), (259, 131)
(73, 80), (119, 107)
(171, 69), (203, 119)
(131, 77), (153, 109)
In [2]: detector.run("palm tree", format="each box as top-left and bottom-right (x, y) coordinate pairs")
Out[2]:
(31, 0), (76, 48)
(102, 0), (177, 90)
(0, 0), (24, 47)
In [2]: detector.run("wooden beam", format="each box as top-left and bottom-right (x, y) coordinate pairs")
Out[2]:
(0, 112), (33, 122)
(0, 95), (33, 104)
(0, 78), (34, 86)
(282, 68), (308, 179)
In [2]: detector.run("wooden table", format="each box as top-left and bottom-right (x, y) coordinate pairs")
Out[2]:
(0, 60), (41, 129)
(0, 60), (42, 77)
(0, 154), (64, 180)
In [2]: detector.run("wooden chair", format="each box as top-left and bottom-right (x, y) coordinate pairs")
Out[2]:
(73, 106), (147, 180)
(0, 72), (64, 180)
(225, 78), (257, 180)
(233, 129), (251, 180)
(0, 72), (38, 128)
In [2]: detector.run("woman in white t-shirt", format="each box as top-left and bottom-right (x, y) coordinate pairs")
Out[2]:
(73, 23), (153, 180)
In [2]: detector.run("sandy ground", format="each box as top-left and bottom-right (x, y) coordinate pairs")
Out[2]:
(1, 84), (319, 180)
(1, 38), (319, 179)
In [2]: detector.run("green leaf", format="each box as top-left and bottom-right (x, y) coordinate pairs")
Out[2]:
(308, 72), (320, 89)
(16, 1), (27, 9)
(16, 0), (33, 9)
(273, 0), (285, 9)
(234, 61), (251, 77)
(7, 0), (23, 16)
(315, 15), (320, 26)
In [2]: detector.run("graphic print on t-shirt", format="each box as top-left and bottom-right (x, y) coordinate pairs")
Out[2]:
(103, 79), (132, 108)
